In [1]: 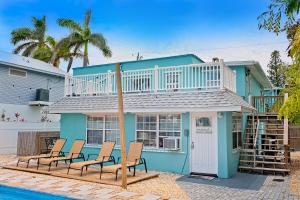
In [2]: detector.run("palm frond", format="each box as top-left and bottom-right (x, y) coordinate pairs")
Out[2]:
(13, 42), (36, 54)
(84, 9), (92, 28)
(11, 28), (34, 45)
(57, 19), (82, 32)
(21, 43), (38, 57)
(32, 16), (46, 41)
(89, 33), (112, 57)
(46, 36), (56, 48)
(33, 46), (52, 62)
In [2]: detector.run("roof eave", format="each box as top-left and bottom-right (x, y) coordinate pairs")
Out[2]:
(0, 61), (65, 77)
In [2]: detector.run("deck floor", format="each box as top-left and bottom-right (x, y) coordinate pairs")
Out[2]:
(3, 162), (159, 186)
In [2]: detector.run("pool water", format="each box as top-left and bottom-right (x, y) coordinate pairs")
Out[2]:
(0, 185), (76, 200)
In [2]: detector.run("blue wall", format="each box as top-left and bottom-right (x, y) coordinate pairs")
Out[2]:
(228, 66), (246, 99)
(250, 75), (263, 96)
(73, 54), (203, 76)
(60, 112), (191, 174)
(217, 112), (240, 178)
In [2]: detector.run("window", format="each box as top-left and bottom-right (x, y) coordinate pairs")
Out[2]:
(87, 115), (120, 145)
(136, 115), (157, 147)
(9, 68), (27, 78)
(136, 114), (181, 149)
(232, 112), (242, 150)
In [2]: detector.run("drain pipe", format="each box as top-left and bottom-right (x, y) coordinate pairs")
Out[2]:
(181, 129), (189, 174)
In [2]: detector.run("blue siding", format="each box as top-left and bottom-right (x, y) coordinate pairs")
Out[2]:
(228, 66), (246, 98)
(60, 112), (191, 174)
(73, 54), (203, 76)
(250, 75), (263, 96)
(0, 64), (64, 105)
(217, 112), (240, 178)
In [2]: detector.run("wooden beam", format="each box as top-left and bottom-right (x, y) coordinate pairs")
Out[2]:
(284, 93), (289, 145)
(115, 63), (127, 189)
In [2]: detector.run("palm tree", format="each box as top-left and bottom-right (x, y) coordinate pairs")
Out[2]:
(51, 38), (83, 71)
(57, 9), (112, 67)
(11, 16), (55, 63)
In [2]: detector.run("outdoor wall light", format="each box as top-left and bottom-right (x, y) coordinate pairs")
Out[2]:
(217, 112), (223, 118)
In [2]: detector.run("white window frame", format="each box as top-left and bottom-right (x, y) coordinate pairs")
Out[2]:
(232, 112), (242, 151)
(86, 114), (120, 146)
(135, 113), (182, 150)
(9, 68), (27, 78)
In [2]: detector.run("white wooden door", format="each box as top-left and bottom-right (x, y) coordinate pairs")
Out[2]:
(191, 113), (217, 174)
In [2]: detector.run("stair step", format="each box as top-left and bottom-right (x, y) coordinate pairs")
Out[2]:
(245, 128), (284, 131)
(243, 143), (284, 146)
(239, 154), (285, 159)
(238, 166), (289, 172)
(239, 160), (286, 165)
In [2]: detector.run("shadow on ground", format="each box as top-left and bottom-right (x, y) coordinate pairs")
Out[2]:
(176, 172), (268, 191)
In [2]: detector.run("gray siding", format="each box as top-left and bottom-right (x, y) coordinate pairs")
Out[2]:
(0, 64), (64, 105)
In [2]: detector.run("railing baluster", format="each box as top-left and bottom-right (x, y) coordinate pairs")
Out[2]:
(65, 61), (237, 95)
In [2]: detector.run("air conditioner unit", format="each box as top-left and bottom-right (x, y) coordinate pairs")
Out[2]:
(163, 138), (180, 150)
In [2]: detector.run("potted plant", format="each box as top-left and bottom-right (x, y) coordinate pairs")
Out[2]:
(15, 112), (20, 122)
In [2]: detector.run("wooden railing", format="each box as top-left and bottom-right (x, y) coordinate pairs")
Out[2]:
(64, 61), (236, 96)
(252, 96), (284, 113)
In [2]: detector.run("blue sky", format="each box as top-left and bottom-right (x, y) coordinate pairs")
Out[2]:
(0, 0), (291, 71)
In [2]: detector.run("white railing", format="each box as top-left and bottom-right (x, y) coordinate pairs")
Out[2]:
(64, 60), (236, 96)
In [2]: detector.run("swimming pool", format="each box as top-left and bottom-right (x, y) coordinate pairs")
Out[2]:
(0, 185), (76, 200)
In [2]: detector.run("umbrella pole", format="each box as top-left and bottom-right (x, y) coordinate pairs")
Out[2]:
(115, 63), (127, 189)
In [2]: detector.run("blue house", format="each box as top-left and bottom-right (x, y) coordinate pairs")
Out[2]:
(48, 54), (272, 178)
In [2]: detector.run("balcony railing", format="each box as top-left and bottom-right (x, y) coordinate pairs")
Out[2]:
(64, 61), (236, 96)
(252, 96), (284, 113)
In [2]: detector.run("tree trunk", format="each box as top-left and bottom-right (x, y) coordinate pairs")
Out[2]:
(67, 57), (74, 72)
(83, 42), (89, 67)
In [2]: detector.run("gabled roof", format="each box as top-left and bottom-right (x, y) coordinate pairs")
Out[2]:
(225, 60), (272, 89)
(48, 89), (254, 114)
(0, 51), (66, 77)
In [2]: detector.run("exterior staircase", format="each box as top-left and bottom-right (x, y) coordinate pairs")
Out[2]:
(239, 114), (290, 175)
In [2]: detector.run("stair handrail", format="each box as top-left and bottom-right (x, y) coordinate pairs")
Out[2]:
(253, 119), (260, 167)
(254, 119), (260, 149)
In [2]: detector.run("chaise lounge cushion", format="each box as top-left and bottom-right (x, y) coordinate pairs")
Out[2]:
(101, 161), (137, 173)
(69, 159), (109, 169)
(19, 154), (51, 162)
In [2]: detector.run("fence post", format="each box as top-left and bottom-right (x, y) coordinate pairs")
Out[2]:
(284, 93), (289, 145)
(107, 70), (112, 94)
(154, 65), (159, 93)
(219, 59), (224, 89)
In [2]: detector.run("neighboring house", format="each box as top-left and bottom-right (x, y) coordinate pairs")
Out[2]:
(48, 54), (272, 178)
(0, 51), (65, 153)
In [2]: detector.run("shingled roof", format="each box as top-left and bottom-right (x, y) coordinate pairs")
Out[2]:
(48, 89), (254, 113)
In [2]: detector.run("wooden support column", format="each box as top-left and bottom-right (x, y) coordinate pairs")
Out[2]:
(284, 93), (289, 145)
(115, 63), (127, 189)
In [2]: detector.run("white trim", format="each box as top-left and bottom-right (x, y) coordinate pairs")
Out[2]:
(85, 114), (120, 147)
(135, 113), (182, 150)
(9, 67), (27, 78)
(49, 106), (251, 114)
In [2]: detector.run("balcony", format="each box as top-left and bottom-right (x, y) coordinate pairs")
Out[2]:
(64, 61), (236, 96)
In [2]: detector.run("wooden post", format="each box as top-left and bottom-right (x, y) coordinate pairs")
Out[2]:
(219, 59), (224, 89)
(115, 63), (127, 189)
(284, 93), (289, 145)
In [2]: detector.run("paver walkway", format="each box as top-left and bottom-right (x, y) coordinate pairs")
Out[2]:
(177, 173), (300, 200)
(0, 168), (162, 200)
